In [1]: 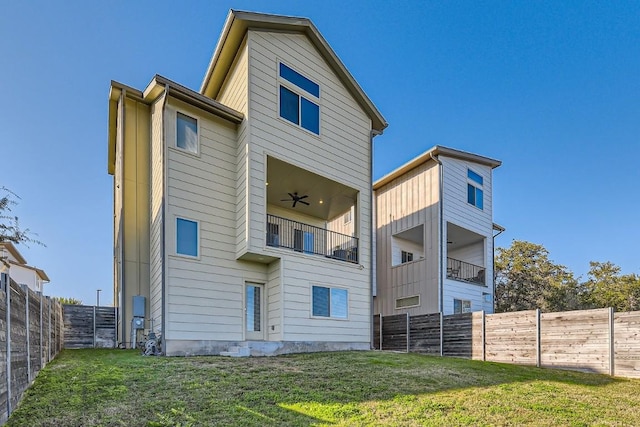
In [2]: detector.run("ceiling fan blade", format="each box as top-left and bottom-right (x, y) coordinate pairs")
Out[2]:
(299, 200), (310, 206)
(288, 193), (296, 199)
(298, 195), (309, 200)
(292, 200), (298, 208)
(281, 199), (293, 202)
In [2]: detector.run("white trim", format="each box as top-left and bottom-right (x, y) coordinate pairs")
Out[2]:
(174, 110), (201, 156)
(172, 216), (201, 260)
(276, 59), (321, 137)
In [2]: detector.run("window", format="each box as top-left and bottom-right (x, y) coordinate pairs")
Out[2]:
(343, 210), (352, 224)
(401, 251), (414, 263)
(176, 112), (198, 154)
(396, 295), (420, 309)
(176, 217), (198, 257)
(467, 169), (483, 210)
(312, 286), (348, 318)
(453, 298), (471, 314)
(279, 63), (320, 134)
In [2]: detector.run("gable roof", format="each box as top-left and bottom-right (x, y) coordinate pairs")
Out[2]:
(200, 10), (387, 133)
(0, 242), (27, 265)
(373, 145), (502, 190)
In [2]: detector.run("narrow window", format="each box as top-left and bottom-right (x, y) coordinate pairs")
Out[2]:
(176, 218), (198, 257)
(312, 285), (348, 319)
(176, 112), (198, 154)
(343, 210), (352, 224)
(401, 251), (414, 263)
(467, 168), (484, 210)
(279, 63), (320, 134)
(395, 295), (420, 309)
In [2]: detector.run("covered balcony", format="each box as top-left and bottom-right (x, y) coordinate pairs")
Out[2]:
(265, 156), (359, 264)
(446, 222), (486, 286)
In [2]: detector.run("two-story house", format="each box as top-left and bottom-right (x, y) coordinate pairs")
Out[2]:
(0, 242), (50, 294)
(107, 10), (387, 355)
(374, 146), (502, 317)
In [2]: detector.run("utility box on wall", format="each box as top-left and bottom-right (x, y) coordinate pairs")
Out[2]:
(133, 295), (146, 317)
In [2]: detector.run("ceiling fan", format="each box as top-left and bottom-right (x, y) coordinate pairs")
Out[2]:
(281, 192), (310, 208)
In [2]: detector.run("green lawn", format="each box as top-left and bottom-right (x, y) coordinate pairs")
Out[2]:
(7, 349), (640, 426)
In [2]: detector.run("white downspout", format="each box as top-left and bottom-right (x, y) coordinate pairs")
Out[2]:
(430, 152), (444, 314)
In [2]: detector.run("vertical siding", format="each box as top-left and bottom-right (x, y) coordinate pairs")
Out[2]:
(149, 97), (164, 333)
(164, 98), (267, 341)
(245, 30), (372, 342)
(217, 39), (251, 259)
(375, 161), (440, 316)
(326, 206), (355, 236)
(441, 156), (495, 314)
(121, 98), (151, 345)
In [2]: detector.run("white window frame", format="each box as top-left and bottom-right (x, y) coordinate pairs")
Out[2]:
(395, 295), (420, 309)
(277, 61), (321, 136)
(174, 110), (200, 156)
(310, 284), (349, 320)
(174, 216), (200, 260)
(467, 168), (484, 210)
(343, 210), (352, 225)
(453, 298), (472, 314)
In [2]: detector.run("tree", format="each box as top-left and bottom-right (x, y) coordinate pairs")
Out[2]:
(56, 297), (83, 305)
(494, 240), (580, 313)
(1, 186), (43, 246)
(581, 261), (640, 312)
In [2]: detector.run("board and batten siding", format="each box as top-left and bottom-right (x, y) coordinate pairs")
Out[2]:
(163, 98), (267, 344)
(118, 97), (151, 345)
(217, 38), (251, 259)
(441, 156), (494, 315)
(149, 97), (165, 334)
(375, 160), (440, 316)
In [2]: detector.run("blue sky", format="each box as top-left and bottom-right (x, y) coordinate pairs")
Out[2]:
(2, 1), (638, 305)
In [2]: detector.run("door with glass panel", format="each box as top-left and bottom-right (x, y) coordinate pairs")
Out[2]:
(245, 283), (265, 340)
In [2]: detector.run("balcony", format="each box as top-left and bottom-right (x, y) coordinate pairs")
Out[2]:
(447, 257), (485, 286)
(266, 214), (358, 263)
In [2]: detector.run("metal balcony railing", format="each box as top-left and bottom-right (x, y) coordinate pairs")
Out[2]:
(447, 257), (485, 285)
(266, 214), (358, 263)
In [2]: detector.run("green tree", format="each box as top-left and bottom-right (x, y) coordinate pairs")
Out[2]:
(1, 186), (43, 245)
(581, 261), (640, 311)
(56, 297), (83, 305)
(494, 240), (580, 313)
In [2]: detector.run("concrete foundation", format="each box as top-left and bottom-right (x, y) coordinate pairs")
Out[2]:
(164, 339), (370, 357)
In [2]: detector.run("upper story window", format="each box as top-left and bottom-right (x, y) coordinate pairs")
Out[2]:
(176, 112), (198, 154)
(401, 251), (413, 263)
(343, 210), (352, 225)
(279, 63), (320, 135)
(467, 168), (483, 210)
(176, 217), (199, 258)
(454, 298), (472, 314)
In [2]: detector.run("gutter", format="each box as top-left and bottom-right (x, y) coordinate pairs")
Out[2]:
(160, 84), (169, 351)
(430, 152), (444, 315)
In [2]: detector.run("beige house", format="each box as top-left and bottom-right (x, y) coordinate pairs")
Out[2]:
(107, 11), (386, 355)
(0, 242), (50, 293)
(374, 146), (502, 317)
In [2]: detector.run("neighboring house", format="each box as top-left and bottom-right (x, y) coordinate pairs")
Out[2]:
(107, 10), (387, 355)
(0, 242), (50, 293)
(374, 146), (503, 317)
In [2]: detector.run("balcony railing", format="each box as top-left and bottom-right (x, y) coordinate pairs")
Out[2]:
(447, 257), (485, 285)
(266, 214), (358, 263)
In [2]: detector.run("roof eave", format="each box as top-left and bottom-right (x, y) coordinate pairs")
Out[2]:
(200, 10), (387, 133)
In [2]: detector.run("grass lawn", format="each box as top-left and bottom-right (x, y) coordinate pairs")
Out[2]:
(6, 349), (640, 426)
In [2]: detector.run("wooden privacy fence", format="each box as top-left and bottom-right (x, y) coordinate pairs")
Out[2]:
(62, 305), (116, 349)
(0, 275), (64, 424)
(374, 307), (640, 379)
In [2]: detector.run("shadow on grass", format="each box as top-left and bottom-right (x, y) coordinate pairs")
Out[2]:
(6, 349), (635, 427)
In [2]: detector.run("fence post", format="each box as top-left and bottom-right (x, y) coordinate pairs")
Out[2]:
(481, 310), (486, 362)
(406, 312), (410, 353)
(536, 309), (541, 368)
(5, 277), (12, 418)
(379, 315), (383, 350)
(93, 305), (97, 348)
(24, 287), (31, 383)
(609, 307), (615, 376)
(439, 312), (444, 357)
(47, 298), (51, 362)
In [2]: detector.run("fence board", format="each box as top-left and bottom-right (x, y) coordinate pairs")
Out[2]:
(442, 313), (473, 358)
(63, 305), (116, 349)
(381, 314), (407, 351)
(485, 310), (537, 365)
(409, 313), (441, 355)
(614, 312), (640, 378)
(372, 314), (381, 350)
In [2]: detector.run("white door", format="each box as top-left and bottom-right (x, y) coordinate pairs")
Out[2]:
(245, 283), (265, 340)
